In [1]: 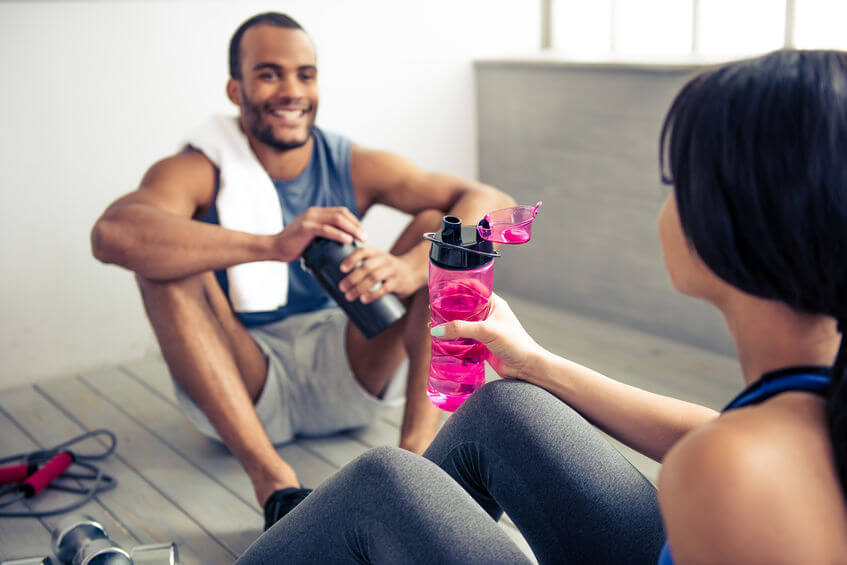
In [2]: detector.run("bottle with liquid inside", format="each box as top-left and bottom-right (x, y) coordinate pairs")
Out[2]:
(425, 216), (499, 411)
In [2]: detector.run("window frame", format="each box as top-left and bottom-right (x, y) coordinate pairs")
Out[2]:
(541, 0), (798, 57)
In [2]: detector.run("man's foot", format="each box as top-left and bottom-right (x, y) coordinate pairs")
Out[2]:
(263, 487), (313, 530)
(251, 458), (301, 508)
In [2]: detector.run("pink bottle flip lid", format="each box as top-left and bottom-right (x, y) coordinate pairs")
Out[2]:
(477, 201), (542, 244)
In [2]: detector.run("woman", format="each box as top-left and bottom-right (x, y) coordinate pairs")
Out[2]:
(237, 49), (847, 564)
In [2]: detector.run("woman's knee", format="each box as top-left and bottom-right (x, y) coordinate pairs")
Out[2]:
(344, 446), (423, 492)
(452, 379), (588, 440)
(465, 379), (530, 408)
(458, 379), (551, 420)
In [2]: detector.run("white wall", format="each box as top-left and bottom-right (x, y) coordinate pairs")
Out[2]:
(0, 0), (539, 389)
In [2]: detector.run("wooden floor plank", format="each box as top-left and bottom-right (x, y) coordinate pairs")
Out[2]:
(0, 395), (140, 554)
(0, 385), (234, 564)
(5, 382), (238, 564)
(120, 356), (173, 400)
(37, 375), (259, 556)
(120, 358), (341, 490)
(348, 418), (400, 448)
(381, 405), (404, 428)
(81, 367), (258, 513)
(295, 434), (370, 469)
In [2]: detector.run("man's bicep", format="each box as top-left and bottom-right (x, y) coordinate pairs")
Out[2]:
(352, 147), (459, 214)
(106, 149), (217, 218)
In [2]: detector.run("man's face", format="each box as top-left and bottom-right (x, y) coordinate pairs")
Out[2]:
(232, 25), (319, 151)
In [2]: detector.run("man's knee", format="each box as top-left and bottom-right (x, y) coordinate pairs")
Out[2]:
(413, 208), (445, 231)
(400, 284), (429, 351)
(135, 272), (210, 305)
(390, 208), (444, 258)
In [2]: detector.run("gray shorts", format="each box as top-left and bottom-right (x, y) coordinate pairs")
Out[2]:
(174, 307), (406, 445)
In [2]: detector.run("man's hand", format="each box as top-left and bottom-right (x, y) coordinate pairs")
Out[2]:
(272, 206), (367, 262)
(338, 248), (424, 303)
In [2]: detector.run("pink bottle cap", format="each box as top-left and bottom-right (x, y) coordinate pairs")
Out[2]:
(477, 201), (542, 244)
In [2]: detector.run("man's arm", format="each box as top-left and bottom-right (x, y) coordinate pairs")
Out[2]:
(345, 146), (516, 302)
(92, 148), (366, 279)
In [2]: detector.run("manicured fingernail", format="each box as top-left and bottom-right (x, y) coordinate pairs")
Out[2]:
(430, 326), (445, 337)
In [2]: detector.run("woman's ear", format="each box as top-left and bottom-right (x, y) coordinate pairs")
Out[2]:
(226, 78), (242, 106)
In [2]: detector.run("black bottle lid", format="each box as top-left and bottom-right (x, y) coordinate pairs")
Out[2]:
(424, 216), (500, 270)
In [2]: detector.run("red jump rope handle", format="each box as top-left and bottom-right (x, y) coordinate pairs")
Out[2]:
(0, 462), (36, 485)
(22, 451), (75, 497)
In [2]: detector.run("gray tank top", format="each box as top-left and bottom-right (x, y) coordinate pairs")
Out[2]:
(200, 127), (359, 327)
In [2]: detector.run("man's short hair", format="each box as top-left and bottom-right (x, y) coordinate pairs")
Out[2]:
(229, 12), (304, 79)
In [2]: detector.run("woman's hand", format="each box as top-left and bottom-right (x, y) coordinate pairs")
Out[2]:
(430, 293), (544, 380)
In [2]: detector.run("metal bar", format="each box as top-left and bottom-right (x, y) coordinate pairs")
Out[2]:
(784, 0), (796, 48)
(541, 0), (553, 50)
(609, 0), (617, 53)
(691, 0), (700, 54)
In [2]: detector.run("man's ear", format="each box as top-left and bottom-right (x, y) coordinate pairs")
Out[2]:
(226, 78), (242, 106)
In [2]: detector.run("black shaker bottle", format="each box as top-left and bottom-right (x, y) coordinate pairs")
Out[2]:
(302, 238), (406, 339)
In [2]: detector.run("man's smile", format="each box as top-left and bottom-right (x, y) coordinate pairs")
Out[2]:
(268, 106), (310, 126)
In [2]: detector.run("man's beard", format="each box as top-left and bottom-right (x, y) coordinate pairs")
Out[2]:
(242, 90), (314, 151)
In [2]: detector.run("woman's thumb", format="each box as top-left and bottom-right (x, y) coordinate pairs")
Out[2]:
(430, 320), (485, 341)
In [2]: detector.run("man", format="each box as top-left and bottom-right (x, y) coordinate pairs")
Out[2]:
(91, 12), (513, 527)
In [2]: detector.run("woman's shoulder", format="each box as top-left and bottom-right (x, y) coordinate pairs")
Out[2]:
(658, 395), (847, 563)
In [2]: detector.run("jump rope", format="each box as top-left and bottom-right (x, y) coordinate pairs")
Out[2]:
(0, 429), (117, 518)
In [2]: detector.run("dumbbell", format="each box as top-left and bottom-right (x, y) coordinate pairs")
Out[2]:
(130, 543), (178, 565)
(50, 515), (178, 565)
(51, 515), (130, 564)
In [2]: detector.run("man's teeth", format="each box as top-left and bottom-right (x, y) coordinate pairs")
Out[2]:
(272, 109), (304, 119)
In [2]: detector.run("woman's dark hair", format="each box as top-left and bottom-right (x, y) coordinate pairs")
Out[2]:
(229, 12), (304, 80)
(659, 49), (847, 493)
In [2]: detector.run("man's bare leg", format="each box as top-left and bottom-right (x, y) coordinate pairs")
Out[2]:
(346, 209), (444, 453)
(136, 272), (298, 507)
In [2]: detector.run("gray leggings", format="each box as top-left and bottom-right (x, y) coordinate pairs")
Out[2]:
(236, 380), (666, 564)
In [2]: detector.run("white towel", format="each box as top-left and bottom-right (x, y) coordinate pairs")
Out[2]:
(185, 115), (288, 312)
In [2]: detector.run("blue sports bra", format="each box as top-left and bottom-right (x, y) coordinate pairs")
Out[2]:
(657, 366), (831, 565)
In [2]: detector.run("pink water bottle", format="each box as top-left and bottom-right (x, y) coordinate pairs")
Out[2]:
(424, 216), (500, 411)
(424, 204), (541, 411)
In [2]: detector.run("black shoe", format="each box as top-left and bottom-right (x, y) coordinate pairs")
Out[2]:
(263, 487), (313, 530)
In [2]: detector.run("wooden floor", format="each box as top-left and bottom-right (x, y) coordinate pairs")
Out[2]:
(0, 295), (741, 563)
